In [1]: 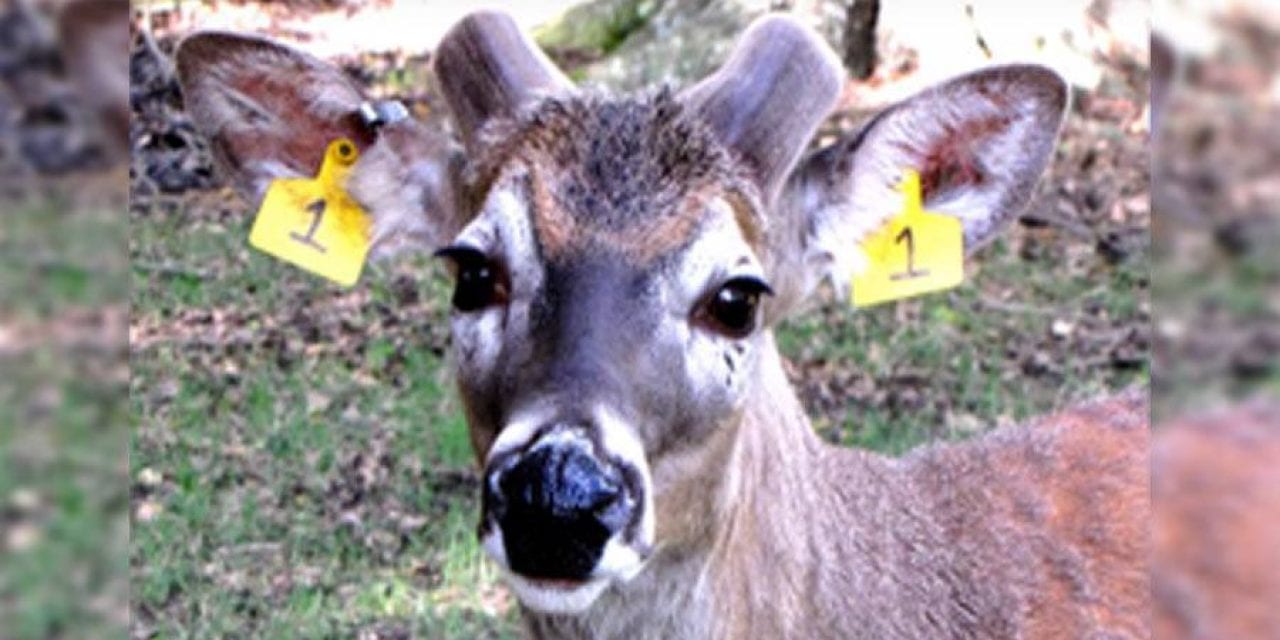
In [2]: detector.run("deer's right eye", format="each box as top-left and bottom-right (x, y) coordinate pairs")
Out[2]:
(695, 276), (773, 339)
(435, 246), (509, 312)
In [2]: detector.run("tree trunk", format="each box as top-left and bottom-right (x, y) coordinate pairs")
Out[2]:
(841, 0), (879, 80)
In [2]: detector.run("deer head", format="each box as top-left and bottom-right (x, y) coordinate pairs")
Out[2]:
(177, 10), (1067, 618)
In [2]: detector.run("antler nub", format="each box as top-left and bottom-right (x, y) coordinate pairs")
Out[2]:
(433, 10), (572, 149)
(681, 16), (843, 204)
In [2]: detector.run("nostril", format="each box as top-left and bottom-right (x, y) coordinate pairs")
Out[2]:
(557, 447), (622, 513)
(588, 481), (621, 513)
(497, 444), (628, 527)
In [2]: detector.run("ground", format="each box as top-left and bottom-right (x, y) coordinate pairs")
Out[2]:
(1, 192), (129, 640)
(122, 2), (1149, 638)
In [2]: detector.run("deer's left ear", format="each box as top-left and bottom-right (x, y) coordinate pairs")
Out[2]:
(771, 65), (1068, 316)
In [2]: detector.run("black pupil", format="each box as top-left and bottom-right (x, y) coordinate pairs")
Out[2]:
(453, 262), (495, 311)
(711, 284), (759, 333)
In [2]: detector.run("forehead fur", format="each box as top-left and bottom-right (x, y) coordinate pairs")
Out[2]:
(468, 90), (764, 264)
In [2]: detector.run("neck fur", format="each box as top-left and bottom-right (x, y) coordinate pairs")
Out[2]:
(520, 335), (900, 639)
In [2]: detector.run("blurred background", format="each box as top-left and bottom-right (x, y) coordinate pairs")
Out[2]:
(0, 0), (1271, 638)
(1151, 1), (1280, 638)
(1, 0), (129, 638)
(1153, 0), (1279, 417)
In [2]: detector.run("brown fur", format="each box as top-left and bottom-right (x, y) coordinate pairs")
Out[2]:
(467, 92), (763, 265)
(1153, 403), (1280, 640)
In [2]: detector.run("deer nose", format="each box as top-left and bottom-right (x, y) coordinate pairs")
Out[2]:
(487, 439), (632, 580)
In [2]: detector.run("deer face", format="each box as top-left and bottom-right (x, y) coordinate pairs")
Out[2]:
(443, 93), (774, 611)
(177, 10), (1067, 616)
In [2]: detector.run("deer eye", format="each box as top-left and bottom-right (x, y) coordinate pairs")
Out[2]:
(435, 246), (509, 312)
(697, 276), (772, 338)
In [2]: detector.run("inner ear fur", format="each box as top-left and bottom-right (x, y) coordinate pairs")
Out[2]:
(175, 31), (375, 199)
(836, 64), (1068, 252)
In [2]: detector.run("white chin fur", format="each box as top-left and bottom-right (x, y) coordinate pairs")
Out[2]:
(504, 573), (611, 614)
(482, 526), (649, 613)
(596, 535), (647, 582)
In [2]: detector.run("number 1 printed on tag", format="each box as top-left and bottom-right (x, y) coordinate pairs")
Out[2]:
(249, 139), (371, 287)
(851, 169), (965, 308)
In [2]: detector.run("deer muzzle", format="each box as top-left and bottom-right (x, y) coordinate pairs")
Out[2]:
(487, 431), (633, 579)
(479, 416), (653, 613)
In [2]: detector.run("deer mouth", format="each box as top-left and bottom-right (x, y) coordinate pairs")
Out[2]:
(526, 577), (588, 590)
(500, 572), (613, 614)
(477, 408), (656, 613)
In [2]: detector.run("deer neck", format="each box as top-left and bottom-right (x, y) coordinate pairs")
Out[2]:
(519, 335), (910, 640)
(705, 334), (908, 639)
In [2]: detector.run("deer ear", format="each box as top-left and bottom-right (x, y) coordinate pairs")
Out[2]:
(177, 31), (466, 259)
(175, 31), (375, 199)
(680, 15), (843, 204)
(773, 64), (1068, 313)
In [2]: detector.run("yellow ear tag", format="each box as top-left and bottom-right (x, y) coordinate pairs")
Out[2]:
(249, 138), (371, 287)
(851, 169), (964, 308)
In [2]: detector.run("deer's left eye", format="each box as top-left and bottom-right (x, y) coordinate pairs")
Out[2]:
(435, 246), (509, 312)
(696, 277), (772, 338)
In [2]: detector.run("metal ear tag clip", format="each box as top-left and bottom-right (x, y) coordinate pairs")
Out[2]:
(358, 100), (410, 129)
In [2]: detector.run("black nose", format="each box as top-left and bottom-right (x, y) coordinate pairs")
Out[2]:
(487, 442), (632, 580)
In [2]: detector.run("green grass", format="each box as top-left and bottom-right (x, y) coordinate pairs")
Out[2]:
(1, 196), (129, 640)
(1151, 229), (1280, 420)
(130, 203), (518, 637)
(776, 232), (1148, 452)
(534, 0), (659, 57)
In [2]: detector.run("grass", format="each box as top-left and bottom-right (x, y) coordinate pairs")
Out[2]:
(131, 205), (518, 637)
(1151, 232), (1280, 420)
(534, 0), (659, 57)
(0, 195), (129, 640)
(777, 232), (1148, 453)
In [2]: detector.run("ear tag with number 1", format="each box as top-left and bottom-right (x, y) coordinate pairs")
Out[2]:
(249, 138), (371, 287)
(851, 169), (964, 308)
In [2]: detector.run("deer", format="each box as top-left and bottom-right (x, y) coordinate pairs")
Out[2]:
(175, 10), (1150, 639)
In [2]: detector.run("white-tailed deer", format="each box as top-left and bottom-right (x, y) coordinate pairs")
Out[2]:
(176, 11), (1149, 639)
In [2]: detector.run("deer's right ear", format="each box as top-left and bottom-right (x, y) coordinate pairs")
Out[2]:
(175, 31), (375, 199)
